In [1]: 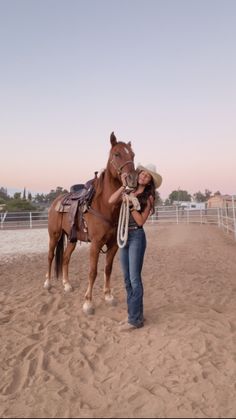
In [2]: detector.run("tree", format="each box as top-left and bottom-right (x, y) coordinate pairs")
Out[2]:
(204, 189), (212, 200)
(13, 192), (21, 200)
(0, 187), (10, 201)
(193, 191), (206, 202)
(193, 189), (213, 202)
(0, 198), (6, 205)
(168, 189), (191, 204)
(164, 198), (171, 206)
(33, 193), (47, 204)
(6, 199), (37, 212)
(155, 191), (162, 205)
(46, 186), (69, 204)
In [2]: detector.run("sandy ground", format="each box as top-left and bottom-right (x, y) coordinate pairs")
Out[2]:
(0, 224), (236, 418)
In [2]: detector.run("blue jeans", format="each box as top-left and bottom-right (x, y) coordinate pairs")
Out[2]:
(120, 228), (146, 327)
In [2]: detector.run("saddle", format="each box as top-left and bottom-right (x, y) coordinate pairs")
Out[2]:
(56, 173), (97, 243)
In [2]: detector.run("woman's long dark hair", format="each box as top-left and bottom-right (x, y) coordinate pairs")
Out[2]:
(136, 171), (156, 214)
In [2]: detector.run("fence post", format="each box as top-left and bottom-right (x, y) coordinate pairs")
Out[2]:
(232, 196), (236, 241)
(217, 208), (221, 228)
(1, 211), (7, 229)
(224, 201), (229, 234)
(187, 208), (189, 224)
(176, 206), (179, 224)
(29, 212), (32, 229)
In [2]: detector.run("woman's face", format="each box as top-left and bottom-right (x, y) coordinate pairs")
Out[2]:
(138, 170), (152, 186)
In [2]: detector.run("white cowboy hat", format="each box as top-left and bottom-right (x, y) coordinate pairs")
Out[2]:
(137, 163), (162, 189)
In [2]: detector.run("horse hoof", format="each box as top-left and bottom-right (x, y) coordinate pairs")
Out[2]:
(83, 301), (95, 315)
(43, 280), (51, 290)
(64, 283), (73, 293)
(105, 295), (117, 306)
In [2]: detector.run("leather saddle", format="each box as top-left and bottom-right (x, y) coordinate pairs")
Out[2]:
(56, 173), (97, 243)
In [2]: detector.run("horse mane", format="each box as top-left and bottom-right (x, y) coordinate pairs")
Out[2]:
(94, 170), (106, 200)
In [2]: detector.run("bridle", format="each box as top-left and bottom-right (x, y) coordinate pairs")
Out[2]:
(110, 158), (134, 175)
(86, 146), (135, 236)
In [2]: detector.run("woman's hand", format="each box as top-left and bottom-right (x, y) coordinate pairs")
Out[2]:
(121, 172), (128, 187)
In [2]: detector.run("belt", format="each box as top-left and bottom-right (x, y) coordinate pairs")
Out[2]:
(128, 226), (142, 230)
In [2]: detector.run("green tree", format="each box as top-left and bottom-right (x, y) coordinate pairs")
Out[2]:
(193, 189), (213, 202)
(168, 189), (191, 204)
(13, 192), (21, 200)
(33, 193), (47, 204)
(0, 198), (6, 206)
(193, 191), (206, 202)
(0, 187), (9, 201)
(46, 186), (68, 204)
(204, 189), (212, 200)
(155, 191), (162, 205)
(6, 199), (37, 212)
(164, 198), (171, 206)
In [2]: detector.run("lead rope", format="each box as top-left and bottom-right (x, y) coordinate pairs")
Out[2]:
(117, 194), (130, 248)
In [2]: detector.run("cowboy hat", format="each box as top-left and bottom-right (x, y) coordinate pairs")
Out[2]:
(137, 163), (162, 189)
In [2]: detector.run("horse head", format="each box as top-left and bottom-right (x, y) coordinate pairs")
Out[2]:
(108, 132), (137, 189)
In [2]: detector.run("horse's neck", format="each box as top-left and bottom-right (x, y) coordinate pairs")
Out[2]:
(104, 169), (121, 196)
(94, 169), (121, 213)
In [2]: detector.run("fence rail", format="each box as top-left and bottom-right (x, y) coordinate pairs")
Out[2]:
(1, 204), (236, 240)
(0, 211), (48, 230)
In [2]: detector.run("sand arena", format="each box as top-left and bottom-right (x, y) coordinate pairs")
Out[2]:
(0, 224), (236, 418)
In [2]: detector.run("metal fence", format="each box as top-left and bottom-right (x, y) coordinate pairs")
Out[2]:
(147, 203), (236, 240)
(0, 211), (48, 230)
(1, 203), (236, 240)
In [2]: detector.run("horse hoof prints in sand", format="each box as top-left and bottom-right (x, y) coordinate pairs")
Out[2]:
(45, 132), (137, 315)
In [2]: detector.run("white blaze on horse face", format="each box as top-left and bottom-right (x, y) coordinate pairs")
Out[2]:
(124, 147), (130, 155)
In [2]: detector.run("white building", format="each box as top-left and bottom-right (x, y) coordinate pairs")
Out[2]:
(177, 201), (206, 211)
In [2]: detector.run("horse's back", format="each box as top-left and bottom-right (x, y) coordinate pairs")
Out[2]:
(48, 194), (69, 233)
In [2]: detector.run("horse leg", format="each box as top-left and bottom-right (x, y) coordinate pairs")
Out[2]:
(83, 243), (100, 315)
(44, 233), (60, 290)
(62, 241), (77, 292)
(104, 243), (118, 305)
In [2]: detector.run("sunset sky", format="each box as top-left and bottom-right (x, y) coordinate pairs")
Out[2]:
(0, 0), (235, 200)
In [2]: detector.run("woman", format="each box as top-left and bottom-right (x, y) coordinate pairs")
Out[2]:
(108, 164), (162, 331)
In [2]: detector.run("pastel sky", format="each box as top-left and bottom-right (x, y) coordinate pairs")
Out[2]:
(0, 0), (235, 200)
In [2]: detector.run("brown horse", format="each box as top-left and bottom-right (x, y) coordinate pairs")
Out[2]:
(44, 132), (137, 314)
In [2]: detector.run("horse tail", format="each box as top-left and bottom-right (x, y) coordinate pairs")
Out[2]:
(55, 232), (65, 279)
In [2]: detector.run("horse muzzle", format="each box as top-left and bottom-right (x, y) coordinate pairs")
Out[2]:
(125, 171), (138, 189)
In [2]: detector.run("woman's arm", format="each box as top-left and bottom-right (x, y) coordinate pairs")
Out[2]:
(131, 196), (154, 226)
(108, 173), (128, 205)
(108, 185), (126, 205)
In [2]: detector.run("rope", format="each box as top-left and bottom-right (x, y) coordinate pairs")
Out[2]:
(117, 194), (130, 248)
(117, 193), (141, 248)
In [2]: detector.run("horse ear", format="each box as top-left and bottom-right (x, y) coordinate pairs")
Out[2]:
(128, 141), (132, 147)
(110, 131), (117, 147)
